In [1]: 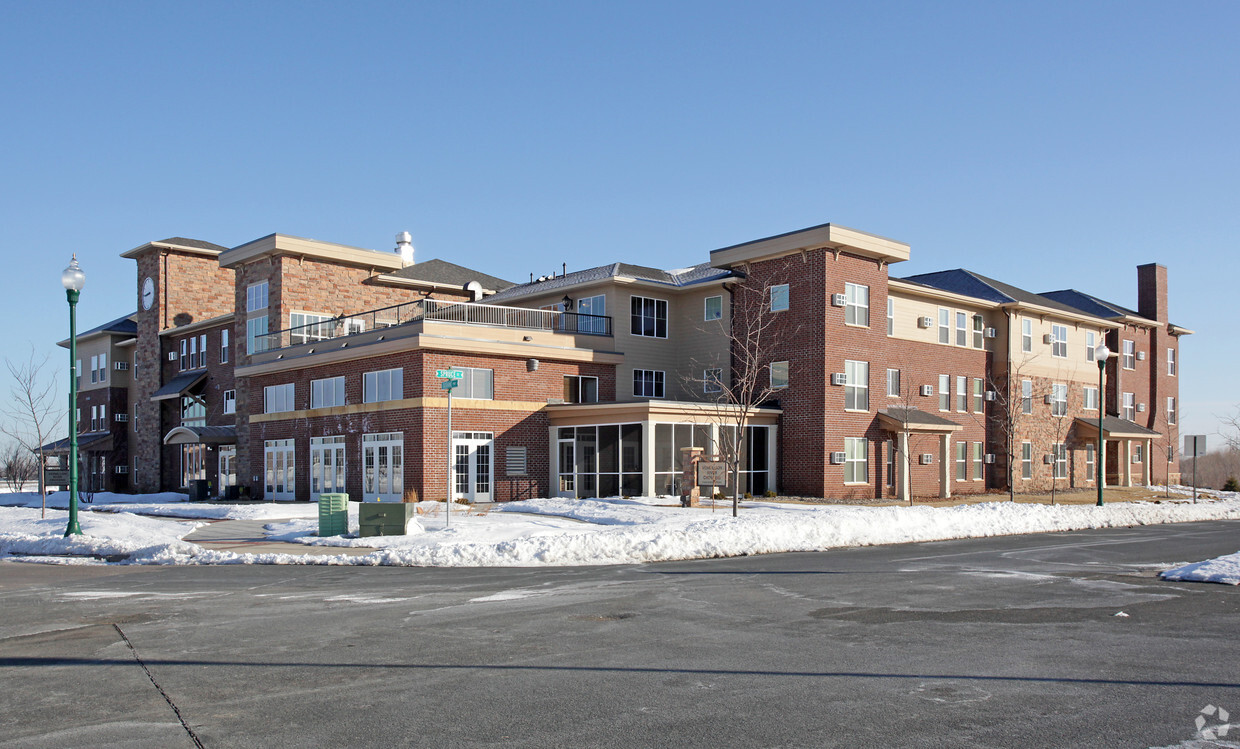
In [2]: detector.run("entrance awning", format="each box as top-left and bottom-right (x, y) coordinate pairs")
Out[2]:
(1074, 416), (1160, 440)
(151, 371), (207, 401)
(877, 408), (963, 433)
(164, 425), (237, 445)
(38, 433), (113, 454)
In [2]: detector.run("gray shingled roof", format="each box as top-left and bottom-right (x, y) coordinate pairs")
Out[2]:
(879, 407), (962, 429)
(485, 261), (735, 304)
(1040, 289), (1146, 320)
(76, 312), (138, 339)
(1075, 416), (1161, 437)
(386, 258), (513, 291)
(900, 269), (1103, 319)
(158, 237), (229, 252)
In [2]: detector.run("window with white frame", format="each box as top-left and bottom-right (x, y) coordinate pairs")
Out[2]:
(290, 312), (335, 345)
(89, 405), (98, 431)
(264, 383), (294, 413)
(956, 312), (967, 346)
(75, 359), (81, 387)
(972, 378), (984, 412)
(973, 315), (984, 349)
(703, 369), (722, 394)
(704, 295), (722, 321)
(1086, 331), (1096, 362)
(1122, 392), (1135, 421)
(887, 368), (901, 398)
(1021, 318), (1032, 353)
(845, 360), (868, 411)
(223, 389), (236, 414)
(630, 296), (668, 338)
(449, 367), (493, 399)
(955, 441), (968, 481)
(221, 328), (229, 364)
(1021, 441), (1032, 479)
(311, 376), (346, 409)
(1083, 386), (1099, 411)
(844, 437), (868, 484)
(1085, 443), (1095, 480)
(1021, 379), (1033, 415)
(956, 375), (967, 412)
(769, 284), (789, 313)
(972, 442), (984, 480)
(1051, 324), (1068, 358)
(363, 368), (403, 403)
(1167, 396), (1177, 425)
(1167, 348), (1176, 376)
(938, 308), (950, 344)
(564, 375), (599, 403)
(90, 354), (99, 383)
(1133, 443), (1144, 464)
(938, 374), (950, 411)
(246, 281), (269, 354)
(96, 353), (107, 382)
(1052, 443), (1068, 479)
(770, 361), (789, 390)
(1122, 340), (1135, 369)
(633, 369), (665, 398)
(887, 298), (894, 336)
(1051, 383), (1068, 417)
(844, 283), (869, 326)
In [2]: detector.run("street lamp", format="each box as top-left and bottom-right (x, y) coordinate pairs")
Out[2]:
(62, 256), (85, 536)
(1095, 343), (1110, 507)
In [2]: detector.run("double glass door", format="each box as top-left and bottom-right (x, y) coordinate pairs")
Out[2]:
(452, 432), (493, 503)
(310, 436), (346, 500)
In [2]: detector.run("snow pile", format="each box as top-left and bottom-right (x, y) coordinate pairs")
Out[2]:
(0, 490), (189, 509)
(1160, 551), (1240, 586)
(0, 506), (202, 562)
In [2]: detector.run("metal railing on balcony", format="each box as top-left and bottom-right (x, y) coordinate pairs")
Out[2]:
(253, 298), (612, 353)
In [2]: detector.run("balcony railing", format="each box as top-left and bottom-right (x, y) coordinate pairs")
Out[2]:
(254, 298), (612, 353)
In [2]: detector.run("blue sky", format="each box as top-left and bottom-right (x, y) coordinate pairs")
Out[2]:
(1, 1), (1235, 446)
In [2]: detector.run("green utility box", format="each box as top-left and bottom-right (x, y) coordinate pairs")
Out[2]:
(318, 493), (350, 537)
(359, 502), (418, 537)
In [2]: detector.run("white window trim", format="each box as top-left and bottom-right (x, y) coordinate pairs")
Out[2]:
(630, 295), (669, 338)
(704, 295), (723, 322)
(844, 360), (869, 412)
(633, 369), (665, 398)
(843, 437), (868, 485)
(844, 283), (869, 328)
(769, 284), (790, 313)
(770, 361), (789, 390)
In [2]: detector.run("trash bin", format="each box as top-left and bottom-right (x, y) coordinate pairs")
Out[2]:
(188, 479), (209, 502)
(318, 493), (349, 537)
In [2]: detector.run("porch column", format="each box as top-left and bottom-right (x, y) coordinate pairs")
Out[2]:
(897, 431), (910, 503)
(1144, 438), (1153, 486)
(939, 433), (951, 499)
(642, 421), (657, 498)
(1122, 439), (1132, 487)
(1099, 437), (1107, 488)
(767, 424), (779, 495)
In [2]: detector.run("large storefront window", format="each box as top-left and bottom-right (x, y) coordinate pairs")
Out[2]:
(653, 424), (770, 496)
(264, 438), (296, 501)
(363, 432), (403, 501)
(557, 425), (642, 498)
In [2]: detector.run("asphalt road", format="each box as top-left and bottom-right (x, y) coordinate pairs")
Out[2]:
(2, 520), (1239, 749)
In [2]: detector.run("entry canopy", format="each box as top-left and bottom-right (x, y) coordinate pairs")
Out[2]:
(164, 425), (238, 445)
(877, 408), (963, 433)
(151, 371), (207, 401)
(1074, 416), (1160, 440)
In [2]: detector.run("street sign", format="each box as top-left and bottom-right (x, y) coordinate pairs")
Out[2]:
(1185, 435), (1208, 458)
(696, 461), (728, 487)
(44, 469), (70, 486)
(441, 379), (458, 390)
(435, 369), (463, 380)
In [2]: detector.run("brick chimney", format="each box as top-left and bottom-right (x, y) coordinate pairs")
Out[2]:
(1137, 263), (1167, 323)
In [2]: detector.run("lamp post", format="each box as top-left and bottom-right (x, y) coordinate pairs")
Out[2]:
(62, 256), (85, 536)
(1095, 343), (1110, 507)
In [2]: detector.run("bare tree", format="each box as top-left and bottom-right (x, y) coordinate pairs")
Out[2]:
(1220, 405), (1240, 452)
(979, 362), (1040, 503)
(0, 348), (65, 517)
(0, 441), (38, 493)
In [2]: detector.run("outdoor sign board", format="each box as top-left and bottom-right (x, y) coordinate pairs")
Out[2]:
(44, 469), (70, 486)
(436, 369), (464, 379)
(696, 461), (728, 486)
(441, 379), (458, 390)
(1185, 435), (1208, 458)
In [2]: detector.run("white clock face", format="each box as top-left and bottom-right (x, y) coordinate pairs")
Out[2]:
(141, 277), (155, 310)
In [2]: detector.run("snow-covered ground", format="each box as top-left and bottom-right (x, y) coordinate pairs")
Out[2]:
(2, 487), (1239, 569)
(1160, 551), (1240, 585)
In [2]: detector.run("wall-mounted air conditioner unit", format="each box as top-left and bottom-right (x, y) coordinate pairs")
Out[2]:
(1136, 351), (1146, 361)
(920, 384), (934, 397)
(114, 361), (128, 371)
(918, 316), (933, 329)
(1044, 455), (1055, 464)
(984, 454), (996, 464)
(1043, 334), (1054, 344)
(167, 352), (178, 361)
(984, 390), (996, 401)
(1137, 403), (1146, 413)
(831, 293), (846, 307)
(919, 453), (934, 465)
(830, 452), (846, 464)
(114, 413), (128, 422)
(831, 373), (846, 386)
(1044, 394), (1054, 405)
(114, 465), (129, 474)
(984, 327), (998, 338)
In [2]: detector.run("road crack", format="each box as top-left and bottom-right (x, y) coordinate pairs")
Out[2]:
(113, 623), (205, 748)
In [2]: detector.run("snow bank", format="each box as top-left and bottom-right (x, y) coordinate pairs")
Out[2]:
(0, 507), (202, 562)
(1160, 551), (1240, 585)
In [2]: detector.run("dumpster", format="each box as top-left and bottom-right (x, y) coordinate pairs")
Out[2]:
(318, 493), (349, 537)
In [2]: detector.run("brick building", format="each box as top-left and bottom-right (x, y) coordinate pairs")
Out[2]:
(59, 222), (1189, 502)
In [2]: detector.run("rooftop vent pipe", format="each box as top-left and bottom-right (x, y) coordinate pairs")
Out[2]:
(396, 232), (414, 266)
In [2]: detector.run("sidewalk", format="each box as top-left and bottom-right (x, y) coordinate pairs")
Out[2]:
(183, 518), (376, 557)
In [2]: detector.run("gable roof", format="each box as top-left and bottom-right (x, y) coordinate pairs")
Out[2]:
(384, 258), (513, 291)
(1039, 289), (1146, 321)
(58, 312), (138, 348)
(156, 237), (229, 253)
(899, 269), (1105, 319)
(484, 262), (735, 304)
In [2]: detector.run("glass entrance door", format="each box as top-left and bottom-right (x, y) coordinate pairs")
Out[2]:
(452, 432), (493, 503)
(264, 439), (296, 501)
(363, 432), (403, 501)
(310, 436), (347, 501)
(557, 438), (575, 497)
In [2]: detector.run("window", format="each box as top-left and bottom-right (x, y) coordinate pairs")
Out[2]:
(844, 437), (868, 484)
(221, 329), (229, 363)
(1168, 348), (1176, 376)
(363, 368), (404, 403)
(1122, 340), (1135, 369)
(1086, 331), (1096, 362)
(769, 284), (789, 313)
(100, 405), (106, 429)
(290, 312), (335, 345)
(89, 405), (97, 432)
(90, 355), (98, 383)
(887, 368), (901, 398)
(887, 298), (894, 336)
(633, 369), (665, 398)
(956, 312), (967, 346)
(972, 378), (984, 413)
(1051, 324), (1068, 358)
(938, 374), (951, 411)
(1021, 380), (1033, 415)
(576, 295), (606, 334)
(311, 376), (346, 409)
(972, 442), (984, 480)
(1051, 383), (1068, 417)
(247, 282), (269, 354)
(956, 441), (968, 481)
(1168, 397), (1177, 425)
(630, 296), (668, 338)
(845, 361), (869, 411)
(1083, 386), (1099, 411)
(565, 375), (599, 403)
(1021, 319), (1033, 353)
(75, 359), (81, 387)
(770, 361), (789, 390)
(452, 367), (494, 400)
(1122, 392), (1135, 421)
(845, 283), (869, 326)
(223, 389), (236, 414)
(1052, 443), (1068, 479)
(97, 353), (107, 382)
(704, 295), (722, 321)
(180, 396), (204, 426)
(247, 281), (268, 311)
(956, 375), (967, 412)
(973, 315), (984, 349)
(198, 334), (206, 368)
(938, 308), (950, 344)
(179, 338), (189, 371)
(1133, 443), (1144, 464)
(1085, 443), (1095, 481)
(703, 369), (723, 394)
(264, 383), (294, 413)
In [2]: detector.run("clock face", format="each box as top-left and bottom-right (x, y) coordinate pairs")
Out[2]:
(141, 277), (155, 310)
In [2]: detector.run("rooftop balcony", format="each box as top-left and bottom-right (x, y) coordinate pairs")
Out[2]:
(250, 298), (612, 363)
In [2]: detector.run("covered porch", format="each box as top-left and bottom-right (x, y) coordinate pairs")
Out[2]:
(1074, 416), (1160, 488)
(878, 407), (964, 503)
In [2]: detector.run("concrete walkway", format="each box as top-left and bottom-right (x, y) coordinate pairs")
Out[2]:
(183, 518), (377, 557)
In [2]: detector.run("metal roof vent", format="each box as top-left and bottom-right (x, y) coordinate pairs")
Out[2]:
(396, 231), (414, 266)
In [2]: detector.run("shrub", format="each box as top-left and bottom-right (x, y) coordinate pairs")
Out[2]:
(1223, 477), (1239, 492)
(764, 490), (777, 498)
(402, 488), (420, 504)
(713, 491), (726, 499)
